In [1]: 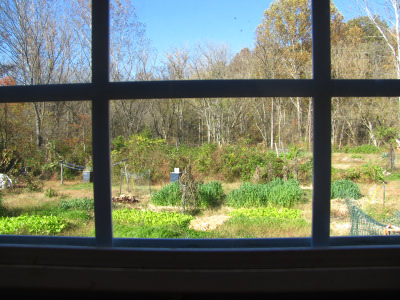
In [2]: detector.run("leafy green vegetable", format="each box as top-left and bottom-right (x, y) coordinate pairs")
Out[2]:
(113, 209), (194, 229)
(0, 214), (67, 235)
(229, 207), (302, 220)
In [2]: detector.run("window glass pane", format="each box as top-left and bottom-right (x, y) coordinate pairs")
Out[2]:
(110, 97), (312, 238)
(331, 0), (397, 79)
(0, 0), (92, 85)
(331, 97), (399, 237)
(110, 0), (312, 81)
(0, 101), (94, 237)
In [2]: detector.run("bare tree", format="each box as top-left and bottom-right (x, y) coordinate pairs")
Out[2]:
(192, 42), (232, 79)
(0, 0), (74, 148)
(164, 47), (191, 80)
(111, 100), (149, 138)
(358, 0), (400, 128)
(359, 0), (400, 78)
(71, 0), (152, 82)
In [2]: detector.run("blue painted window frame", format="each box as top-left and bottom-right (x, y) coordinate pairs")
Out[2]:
(0, 0), (399, 249)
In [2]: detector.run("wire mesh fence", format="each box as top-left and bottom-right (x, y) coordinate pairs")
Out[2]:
(346, 199), (387, 236)
(117, 169), (151, 200)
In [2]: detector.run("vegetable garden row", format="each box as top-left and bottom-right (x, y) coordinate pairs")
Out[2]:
(0, 178), (363, 238)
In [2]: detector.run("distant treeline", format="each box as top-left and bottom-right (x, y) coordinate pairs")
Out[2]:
(0, 0), (398, 179)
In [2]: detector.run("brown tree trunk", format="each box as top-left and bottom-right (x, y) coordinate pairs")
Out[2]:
(33, 102), (43, 149)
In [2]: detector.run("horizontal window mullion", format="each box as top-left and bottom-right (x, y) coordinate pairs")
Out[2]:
(331, 79), (400, 97)
(330, 236), (400, 247)
(0, 236), (96, 247)
(113, 238), (311, 249)
(0, 80), (314, 102)
(0, 235), (399, 248)
(0, 84), (93, 103)
(107, 80), (314, 99)
(2, 79), (400, 103)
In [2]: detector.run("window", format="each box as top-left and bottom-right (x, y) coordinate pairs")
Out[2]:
(0, 1), (399, 295)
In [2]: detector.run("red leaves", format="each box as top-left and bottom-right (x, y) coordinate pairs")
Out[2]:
(0, 76), (16, 86)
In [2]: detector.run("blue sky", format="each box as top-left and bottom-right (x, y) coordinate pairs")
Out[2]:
(134, 0), (359, 57)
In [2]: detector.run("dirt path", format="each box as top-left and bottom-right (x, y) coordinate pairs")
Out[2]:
(189, 215), (231, 231)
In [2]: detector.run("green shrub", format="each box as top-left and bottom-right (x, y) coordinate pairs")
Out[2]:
(60, 198), (94, 210)
(198, 181), (224, 208)
(44, 187), (58, 198)
(285, 145), (300, 160)
(151, 181), (224, 208)
(0, 214), (67, 235)
(260, 152), (285, 181)
(40, 162), (59, 180)
(332, 164), (384, 183)
(151, 181), (182, 206)
(345, 167), (362, 181)
(360, 163), (384, 182)
(111, 134), (167, 183)
(195, 143), (218, 173)
(264, 179), (303, 206)
(226, 179), (303, 208)
(166, 145), (196, 173)
(227, 182), (264, 207)
(110, 136), (314, 183)
(331, 180), (362, 200)
(297, 159), (313, 183)
(60, 165), (82, 180)
(332, 167), (360, 182)
(222, 145), (266, 182)
(194, 143), (292, 182)
(24, 175), (43, 192)
(112, 136), (127, 152)
(341, 144), (381, 154)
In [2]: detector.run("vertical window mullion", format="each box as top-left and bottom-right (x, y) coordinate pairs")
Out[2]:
(312, 0), (332, 247)
(92, 0), (113, 247)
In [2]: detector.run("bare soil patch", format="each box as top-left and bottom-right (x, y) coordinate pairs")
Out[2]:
(331, 153), (386, 170)
(190, 215), (231, 231)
